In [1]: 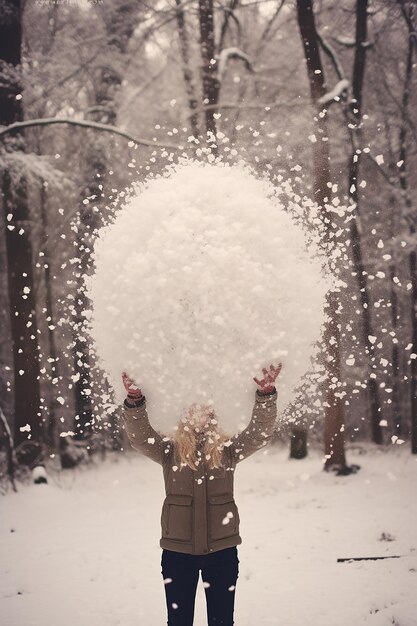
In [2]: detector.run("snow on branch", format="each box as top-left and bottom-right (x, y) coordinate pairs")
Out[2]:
(318, 79), (349, 105)
(0, 151), (73, 191)
(334, 35), (356, 47)
(333, 35), (373, 49)
(0, 118), (181, 150)
(217, 47), (253, 81)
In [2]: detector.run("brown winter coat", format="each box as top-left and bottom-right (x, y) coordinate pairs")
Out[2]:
(121, 390), (277, 555)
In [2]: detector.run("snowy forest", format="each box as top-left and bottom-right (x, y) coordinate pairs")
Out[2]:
(1, 1), (417, 625)
(1, 0), (416, 475)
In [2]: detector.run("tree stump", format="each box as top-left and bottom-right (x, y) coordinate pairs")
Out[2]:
(290, 426), (307, 459)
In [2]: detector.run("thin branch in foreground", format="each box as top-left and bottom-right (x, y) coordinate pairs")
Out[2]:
(337, 556), (402, 563)
(0, 407), (17, 492)
(0, 118), (182, 150)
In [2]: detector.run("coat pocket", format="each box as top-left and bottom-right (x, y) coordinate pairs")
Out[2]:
(208, 494), (239, 541)
(162, 494), (193, 542)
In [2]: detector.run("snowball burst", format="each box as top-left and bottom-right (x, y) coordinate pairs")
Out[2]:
(86, 161), (330, 433)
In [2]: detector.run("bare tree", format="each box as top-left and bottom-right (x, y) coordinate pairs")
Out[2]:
(296, 0), (348, 471)
(29, 7), (63, 454)
(175, 0), (201, 139)
(397, 1), (417, 453)
(71, 0), (145, 438)
(0, 0), (42, 449)
(346, 0), (383, 445)
(317, 0), (384, 445)
(0, 406), (17, 491)
(198, 0), (220, 144)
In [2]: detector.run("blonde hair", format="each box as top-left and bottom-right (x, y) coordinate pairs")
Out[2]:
(173, 404), (230, 471)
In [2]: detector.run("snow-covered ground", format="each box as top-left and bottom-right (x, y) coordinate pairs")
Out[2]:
(1, 445), (416, 626)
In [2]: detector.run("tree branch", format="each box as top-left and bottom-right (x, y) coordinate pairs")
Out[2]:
(0, 118), (182, 150)
(256, 0), (285, 57)
(217, 47), (254, 81)
(217, 0), (241, 53)
(397, 0), (417, 54)
(186, 99), (306, 118)
(318, 79), (349, 105)
(317, 32), (346, 80)
(0, 406), (17, 493)
(27, 51), (101, 107)
(362, 153), (396, 186)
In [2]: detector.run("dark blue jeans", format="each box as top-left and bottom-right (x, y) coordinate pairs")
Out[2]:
(161, 546), (239, 626)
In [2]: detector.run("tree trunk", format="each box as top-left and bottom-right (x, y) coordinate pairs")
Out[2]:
(381, 115), (403, 438)
(198, 0), (220, 146)
(387, 158), (403, 437)
(0, 406), (17, 491)
(397, 3), (417, 452)
(410, 245), (417, 453)
(0, 0), (42, 448)
(39, 183), (60, 451)
(229, 2), (285, 144)
(323, 292), (346, 469)
(71, 1), (142, 437)
(389, 264), (402, 435)
(31, 7), (61, 453)
(347, 0), (383, 445)
(296, 0), (347, 471)
(175, 0), (200, 140)
(72, 151), (107, 437)
(290, 425), (308, 459)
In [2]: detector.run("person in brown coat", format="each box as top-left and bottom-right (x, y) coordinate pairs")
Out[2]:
(121, 363), (281, 626)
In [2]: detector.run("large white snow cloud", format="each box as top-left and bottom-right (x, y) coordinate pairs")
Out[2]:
(86, 160), (331, 433)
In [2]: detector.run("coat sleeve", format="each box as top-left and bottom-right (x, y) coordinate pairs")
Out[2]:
(121, 397), (169, 465)
(228, 389), (277, 464)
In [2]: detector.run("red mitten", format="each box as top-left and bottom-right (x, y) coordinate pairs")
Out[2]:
(253, 363), (282, 393)
(122, 372), (142, 399)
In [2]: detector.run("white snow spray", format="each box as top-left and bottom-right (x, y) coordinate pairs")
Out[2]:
(86, 160), (333, 433)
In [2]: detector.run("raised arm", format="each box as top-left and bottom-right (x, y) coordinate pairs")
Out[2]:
(121, 372), (168, 465)
(229, 364), (281, 464)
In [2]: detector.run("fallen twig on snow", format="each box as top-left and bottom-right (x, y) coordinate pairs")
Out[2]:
(337, 555), (402, 563)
